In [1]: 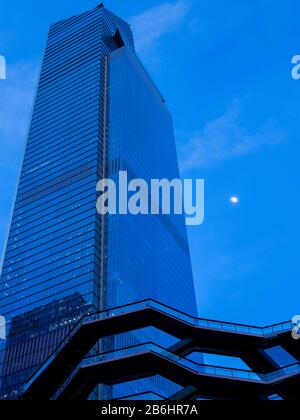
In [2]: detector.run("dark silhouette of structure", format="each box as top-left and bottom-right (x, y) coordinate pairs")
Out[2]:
(20, 300), (299, 401)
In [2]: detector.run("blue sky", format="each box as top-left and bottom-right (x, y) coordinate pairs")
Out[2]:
(0, 0), (299, 325)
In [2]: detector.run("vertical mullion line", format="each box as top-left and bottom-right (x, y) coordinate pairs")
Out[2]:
(99, 54), (109, 313)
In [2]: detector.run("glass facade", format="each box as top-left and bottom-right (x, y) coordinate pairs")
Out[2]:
(0, 4), (197, 400)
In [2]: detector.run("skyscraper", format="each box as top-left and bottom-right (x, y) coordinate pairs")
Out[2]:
(0, 4), (197, 399)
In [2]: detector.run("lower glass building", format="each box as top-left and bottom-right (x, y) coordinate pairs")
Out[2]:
(0, 3), (197, 399)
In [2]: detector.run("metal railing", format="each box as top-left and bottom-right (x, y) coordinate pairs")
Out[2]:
(23, 299), (294, 395)
(51, 342), (300, 399)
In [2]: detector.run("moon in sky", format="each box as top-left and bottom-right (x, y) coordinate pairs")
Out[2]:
(230, 196), (239, 204)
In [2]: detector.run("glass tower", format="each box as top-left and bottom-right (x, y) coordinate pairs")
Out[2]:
(0, 4), (197, 400)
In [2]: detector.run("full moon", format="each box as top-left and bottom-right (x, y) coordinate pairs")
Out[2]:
(230, 196), (239, 204)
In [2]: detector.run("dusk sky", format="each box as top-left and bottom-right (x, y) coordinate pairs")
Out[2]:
(0, 0), (299, 325)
